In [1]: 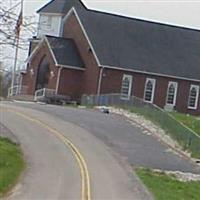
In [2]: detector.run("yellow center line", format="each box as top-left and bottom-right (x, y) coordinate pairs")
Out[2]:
(3, 108), (91, 200)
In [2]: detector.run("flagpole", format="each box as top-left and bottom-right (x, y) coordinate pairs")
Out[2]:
(10, 0), (23, 96)
(10, 36), (20, 96)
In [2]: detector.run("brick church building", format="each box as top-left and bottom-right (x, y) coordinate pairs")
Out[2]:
(21, 0), (200, 115)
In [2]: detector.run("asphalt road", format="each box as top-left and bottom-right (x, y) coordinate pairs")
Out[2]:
(8, 101), (200, 174)
(1, 103), (153, 200)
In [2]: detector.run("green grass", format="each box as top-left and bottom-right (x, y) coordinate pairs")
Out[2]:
(0, 137), (24, 197)
(171, 112), (200, 137)
(120, 105), (200, 158)
(136, 168), (200, 200)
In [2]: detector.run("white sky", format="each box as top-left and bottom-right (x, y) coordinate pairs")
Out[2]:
(24, 0), (200, 30)
(3, 0), (200, 70)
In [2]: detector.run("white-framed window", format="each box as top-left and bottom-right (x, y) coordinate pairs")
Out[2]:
(121, 74), (133, 100)
(144, 78), (156, 103)
(188, 85), (199, 109)
(42, 15), (52, 30)
(166, 82), (178, 106)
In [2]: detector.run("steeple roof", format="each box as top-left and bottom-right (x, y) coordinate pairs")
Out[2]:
(37, 0), (86, 14)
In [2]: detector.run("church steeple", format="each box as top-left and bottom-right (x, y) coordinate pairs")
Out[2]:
(37, 0), (86, 15)
(37, 0), (86, 38)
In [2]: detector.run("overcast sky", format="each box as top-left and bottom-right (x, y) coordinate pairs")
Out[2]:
(3, 0), (200, 70)
(24, 0), (200, 30)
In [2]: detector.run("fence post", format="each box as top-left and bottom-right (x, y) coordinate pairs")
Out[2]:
(188, 136), (192, 147)
(43, 88), (46, 97)
(34, 90), (37, 101)
(16, 85), (19, 95)
(7, 88), (11, 98)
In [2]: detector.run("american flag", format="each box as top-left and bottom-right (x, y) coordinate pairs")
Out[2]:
(15, 10), (23, 38)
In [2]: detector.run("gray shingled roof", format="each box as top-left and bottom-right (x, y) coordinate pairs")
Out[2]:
(76, 9), (200, 80)
(37, 0), (86, 14)
(37, 0), (200, 80)
(46, 35), (84, 68)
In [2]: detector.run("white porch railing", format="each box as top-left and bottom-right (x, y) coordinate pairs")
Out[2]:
(8, 85), (28, 97)
(34, 88), (56, 101)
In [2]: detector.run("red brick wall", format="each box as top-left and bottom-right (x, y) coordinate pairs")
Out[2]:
(58, 68), (84, 101)
(100, 68), (200, 115)
(63, 13), (100, 95)
(22, 42), (58, 95)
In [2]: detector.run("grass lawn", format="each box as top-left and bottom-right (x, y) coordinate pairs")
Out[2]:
(0, 137), (24, 197)
(136, 168), (200, 200)
(171, 112), (200, 137)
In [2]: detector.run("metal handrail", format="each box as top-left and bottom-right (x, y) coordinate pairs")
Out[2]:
(8, 85), (28, 97)
(34, 88), (56, 101)
(34, 88), (45, 101)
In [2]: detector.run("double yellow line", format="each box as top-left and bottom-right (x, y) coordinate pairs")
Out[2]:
(5, 108), (91, 200)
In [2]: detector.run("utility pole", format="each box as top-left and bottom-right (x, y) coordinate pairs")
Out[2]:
(10, 0), (23, 96)
(10, 35), (20, 95)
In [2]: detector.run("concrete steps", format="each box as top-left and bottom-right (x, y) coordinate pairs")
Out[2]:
(8, 95), (34, 102)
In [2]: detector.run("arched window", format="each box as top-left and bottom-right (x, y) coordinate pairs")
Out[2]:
(166, 82), (178, 106)
(35, 56), (50, 90)
(144, 78), (156, 103)
(188, 85), (199, 109)
(121, 74), (133, 100)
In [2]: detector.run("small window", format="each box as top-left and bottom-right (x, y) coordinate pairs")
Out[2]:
(144, 78), (156, 103)
(121, 74), (133, 100)
(166, 82), (178, 106)
(46, 16), (52, 29)
(188, 85), (199, 109)
(42, 15), (52, 30)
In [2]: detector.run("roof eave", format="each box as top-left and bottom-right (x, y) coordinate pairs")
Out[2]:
(102, 65), (200, 83)
(26, 36), (58, 65)
(55, 64), (85, 71)
(36, 0), (55, 13)
(62, 7), (101, 67)
(38, 12), (64, 16)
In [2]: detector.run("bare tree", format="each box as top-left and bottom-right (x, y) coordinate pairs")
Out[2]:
(0, 0), (37, 50)
(0, 61), (10, 97)
(0, 0), (37, 95)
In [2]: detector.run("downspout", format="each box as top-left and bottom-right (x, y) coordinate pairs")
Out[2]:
(97, 66), (104, 105)
(55, 67), (63, 95)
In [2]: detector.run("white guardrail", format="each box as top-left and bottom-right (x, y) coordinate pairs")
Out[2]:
(8, 85), (27, 97)
(34, 88), (56, 101)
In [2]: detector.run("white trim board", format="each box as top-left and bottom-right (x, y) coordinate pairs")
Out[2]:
(55, 64), (85, 71)
(44, 37), (58, 65)
(62, 7), (101, 66)
(26, 37), (45, 64)
(26, 36), (57, 65)
(39, 12), (63, 16)
(102, 65), (200, 83)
